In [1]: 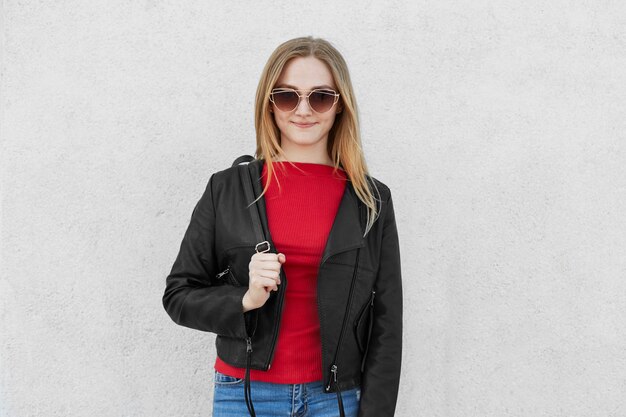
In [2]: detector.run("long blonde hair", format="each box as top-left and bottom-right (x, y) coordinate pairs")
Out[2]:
(253, 36), (382, 237)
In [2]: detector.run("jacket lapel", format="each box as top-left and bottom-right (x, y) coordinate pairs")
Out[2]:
(248, 159), (365, 265)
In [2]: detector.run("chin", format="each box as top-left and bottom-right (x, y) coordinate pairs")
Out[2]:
(289, 138), (322, 145)
(285, 135), (324, 145)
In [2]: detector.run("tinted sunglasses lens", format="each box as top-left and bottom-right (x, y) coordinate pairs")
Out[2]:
(272, 91), (299, 111)
(309, 91), (336, 113)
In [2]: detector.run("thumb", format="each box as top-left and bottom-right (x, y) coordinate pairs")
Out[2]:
(278, 253), (286, 263)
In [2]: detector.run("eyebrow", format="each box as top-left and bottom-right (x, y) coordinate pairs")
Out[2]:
(275, 84), (336, 90)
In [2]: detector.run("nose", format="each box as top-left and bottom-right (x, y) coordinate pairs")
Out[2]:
(294, 94), (313, 116)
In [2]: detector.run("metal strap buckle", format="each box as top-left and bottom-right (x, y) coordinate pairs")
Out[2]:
(255, 241), (270, 253)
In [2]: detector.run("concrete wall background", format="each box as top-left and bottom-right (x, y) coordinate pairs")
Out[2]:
(2, 1), (625, 416)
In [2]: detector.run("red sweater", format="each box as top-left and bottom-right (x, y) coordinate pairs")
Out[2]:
(214, 161), (348, 383)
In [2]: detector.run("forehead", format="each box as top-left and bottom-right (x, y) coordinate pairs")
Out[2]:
(276, 56), (336, 89)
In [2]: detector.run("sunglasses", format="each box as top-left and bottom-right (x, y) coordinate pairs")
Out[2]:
(269, 88), (340, 113)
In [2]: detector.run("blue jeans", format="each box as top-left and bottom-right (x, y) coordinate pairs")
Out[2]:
(212, 370), (361, 417)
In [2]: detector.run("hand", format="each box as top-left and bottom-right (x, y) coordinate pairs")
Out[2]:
(242, 252), (286, 312)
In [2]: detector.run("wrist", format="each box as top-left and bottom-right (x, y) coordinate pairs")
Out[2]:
(242, 291), (253, 313)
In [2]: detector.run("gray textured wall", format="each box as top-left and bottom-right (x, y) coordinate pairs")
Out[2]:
(1, 1), (625, 416)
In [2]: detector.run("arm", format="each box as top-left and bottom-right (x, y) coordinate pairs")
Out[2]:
(162, 174), (255, 338)
(359, 193), (403, 417)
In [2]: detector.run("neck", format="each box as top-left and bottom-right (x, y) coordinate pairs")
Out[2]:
(276, 138), (333, 165)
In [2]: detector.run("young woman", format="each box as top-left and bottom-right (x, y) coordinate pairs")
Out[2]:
(163, 36), (403, 417)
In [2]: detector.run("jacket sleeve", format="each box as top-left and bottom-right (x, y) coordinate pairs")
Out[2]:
(162, 174), (254, 339)
(359, 192), (403, 417)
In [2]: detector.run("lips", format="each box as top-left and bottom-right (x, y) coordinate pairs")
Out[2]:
(292, 121), (316, 128)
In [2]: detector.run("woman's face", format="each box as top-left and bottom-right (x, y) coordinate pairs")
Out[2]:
(270, 56), (341, 153)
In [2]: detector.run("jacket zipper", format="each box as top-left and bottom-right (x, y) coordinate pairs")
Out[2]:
(215, 266), (239, 286)
(317, 245), (362, 388)
(215, 267), (230, 280)
(263, 268), (287, 370)
(353, 290), (376, 351)
(359, 290), (375, 373)
(325, 248), (361, 392)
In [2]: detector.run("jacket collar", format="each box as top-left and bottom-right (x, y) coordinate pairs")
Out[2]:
(248, 158), (365, 265)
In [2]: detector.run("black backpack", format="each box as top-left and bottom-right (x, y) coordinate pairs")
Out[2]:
(232, 155), (255, 167)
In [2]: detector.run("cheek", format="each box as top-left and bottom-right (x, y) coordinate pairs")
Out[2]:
(321, 114), (338, 128)
(274, 115), (290, 130)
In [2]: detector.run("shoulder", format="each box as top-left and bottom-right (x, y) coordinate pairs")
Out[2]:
(363, 174), (397, 229)
(211, 164), (241, 182)
(364, 173), (392, 203)
(207, 161), (248, 190)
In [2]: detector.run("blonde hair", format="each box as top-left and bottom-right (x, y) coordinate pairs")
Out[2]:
(253, 36), (382, 237)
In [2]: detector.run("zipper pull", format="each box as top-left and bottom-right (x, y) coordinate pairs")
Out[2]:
(216, 267), (230, 280)
(371, 291), (376, 306)
(246, 337), (253, 353)
(326, 364), (338, 391)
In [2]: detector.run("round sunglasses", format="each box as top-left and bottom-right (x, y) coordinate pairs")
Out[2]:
(269, 88), (340, 113)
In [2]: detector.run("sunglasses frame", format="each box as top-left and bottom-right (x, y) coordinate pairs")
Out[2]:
(269, 87), (341, 113)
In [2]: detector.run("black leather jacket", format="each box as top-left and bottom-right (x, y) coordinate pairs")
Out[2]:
(162, 158), (403, 416)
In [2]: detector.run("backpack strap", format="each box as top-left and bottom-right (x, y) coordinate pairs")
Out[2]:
(232, 154), (255, 167)
(236, 156), (269, 417)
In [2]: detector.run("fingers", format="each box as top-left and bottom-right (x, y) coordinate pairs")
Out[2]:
(254, 269), (281, 283)
(250, 253), (284, 275)
(244, 252), (286, 309)
(250, 276), (279, 292)
(253, 252), (285, 267)
(249, 268), (280, 286)
(249, 252), (284, 291)
(253, 252), (286, 262)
